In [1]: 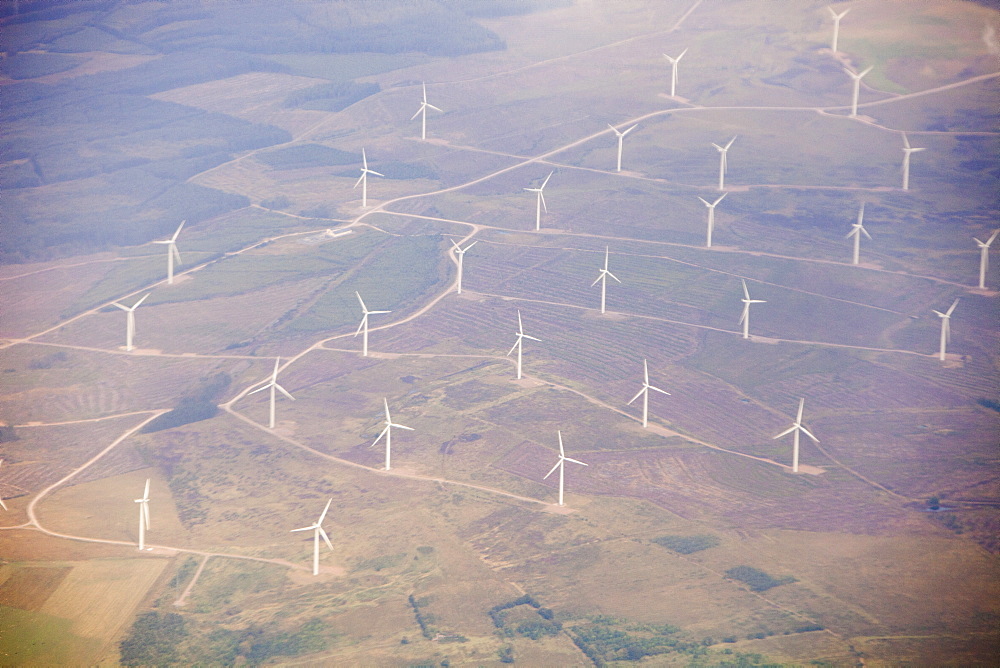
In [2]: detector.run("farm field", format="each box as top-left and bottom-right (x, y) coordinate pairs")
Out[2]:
(1, 0), (998, 666)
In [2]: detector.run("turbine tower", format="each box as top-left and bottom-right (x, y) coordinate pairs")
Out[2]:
(844, 65), (872, 118)
(134, 478), (150, 551)
(451, 239), (478, 294)
(410, 82), (442, 141)
(627, 359), (671, 428)
(738, 279), (766, 340)
(248, 358), (295, 429)
(354, 148), (383, 208)
(111, 293), (150, 352)
(0, 460), (8, 511)
(608, 123), (638, 172)
(712, 136), (736, 191)
(507, 310), (540, 380)
(974, 230), (999, 289)
(900, 133), (926, 191)
(846, 203), (871, 266)
(291, 498), (333, 576)
(355, 291), (391, 357)
(827, 6), (850, 53)
(591, 246), (621, 314)
(773, 398), (819, 474)
(933, 299), (958, 361)
(154, 220), (185, 284)
(698, 193), (727, 248)
(371, 398), (413, 471)
(543, 431), (588, 507)
(524, 171), (553, 231)
(662, 48), (688, 97)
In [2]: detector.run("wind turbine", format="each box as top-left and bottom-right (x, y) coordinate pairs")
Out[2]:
(846, 203), (871, 266)
(410, 82), (442, 141)
(451, 239), (478, 294)
(524, 171), (553, 231)
(543, 431), (588, 507)
(974, 230), (999, 289)
(507, 310), (540, 380)
(371, 398), (413, 471)
(773, 398), (819, 474)
(0, 460), (7, 511)
(111, 293), (150, 352)
(827, 6), (850, 53)
(900, 133), (926, 191)
(712, 136), (736, 191)
(154, 220), (185, 284)
(354, 148), (383, 208)
(134, 478), (151, 551)
(291, 499), (333, 576)
(698, 193), (727, 247)
(248, 358), (295, 429)
(662, 48), (688, 97)
(608, 123), (638, 172)
(627, 359), (671, 428)
(933, 299), (959, 361)
(591, 247), (621, 314)
(844, 65), (872, 118)
(355, 291), (391, 357)
(738, 279), (766, 340)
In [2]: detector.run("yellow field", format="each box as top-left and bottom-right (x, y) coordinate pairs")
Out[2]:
(39, 558), (169, 640)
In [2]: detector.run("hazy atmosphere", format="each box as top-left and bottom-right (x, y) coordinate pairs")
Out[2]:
(1, 0), (998, 665)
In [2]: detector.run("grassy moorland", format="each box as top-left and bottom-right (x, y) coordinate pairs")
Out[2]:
(1, 0), (998, 666)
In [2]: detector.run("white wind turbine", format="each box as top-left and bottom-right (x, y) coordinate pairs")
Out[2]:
(371, 398), (413, 471)
(291, 498), (333, 576)
(627, 359), (671, 428)
(355, 291), (391, 357)
(248, 358), (295, 429)
(354, 148), (383, 208)
(663, 48), (688, 97)
(773, 398), (819, 474)
(900, 133), (926, 191)
(846, 203), (871, 266)
(134, 478), (151, 551)
(451, 239), (478, 294)
(844, 65), (872, 118)
(111, 292), (150, 352)
(591, 246), (621, 314)
(974, 230), (999, 289)
(608, 123), (638, 172)
(738, 279), (766, 340)
(524, 171), (553, 231)
(827, 6), (850, 53)
(507, 310), (541, 380)
(933, 299), (959, 361)
(411, 82), (442, 141)
(698, 193), (727, 247)
(154, 220), (185, 285)
(712, 136), (736, 191)
(543, 431), (588, 507)
(0, 460), (7, 511)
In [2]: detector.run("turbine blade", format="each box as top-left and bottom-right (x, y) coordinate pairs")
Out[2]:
(724, 135), (737, 150)
(133, 293), (151, 309)
(796, 398), (805, 423)
(450, 238), (462, 251)
(143, 478), (150, 498)
(564, 457), (588, 466)
(627, 387), (646, 405)
(464, 240), (478, 251)
(677, 47), (688, 60)
(799, 426), (820, 443)
(861, 227), (872, 240)
(558, 431), (564, 458)
(517, 310), (524, 334)
(392, 423), (415, 431)
(354, 315), (367, 337)
(541, 171), (553, 189)
(774, 425), (797, 439)
(698, 197), (710, 206)
(318, 498), (332, 525)
(275, 383), (295, 401)
(410, 106), (424, 121)
(171, 220), (186, 242)
(987, 230), (1000, 246)
(738, 305), (749, 325)
(539, 190), (547, 213)
(112, 302), (130, 312)
(369, 309), (391, 315)
(741, 279), (750, 300)
(648, 385), (671, 396)
(902, 133), (911, 150)
(713, 193), (727, 206)
(606, 270), (621, 283)
(543, 460), (561, 480)
(522, 334), (541, 342)
(622, 124), (638, 135)
(372, 425), (389, 447)
(143, 502), (151, 530)
(247, 383), (271, 396)
(946, 299), (959, 316)
(319, 526), (334, 550)
(859, 66), (873, 77)
(271, 358), (281, 381)
(383, 397), (391, 422)
(426, 103), (442, 112)
(291, 526), (313, 533)
(506, 339), (520, 357)
(354, 173), (365, 189)
(369, 169), (384, 177)
(591, 273), (604, 287)
(355, 291), (368, 312)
